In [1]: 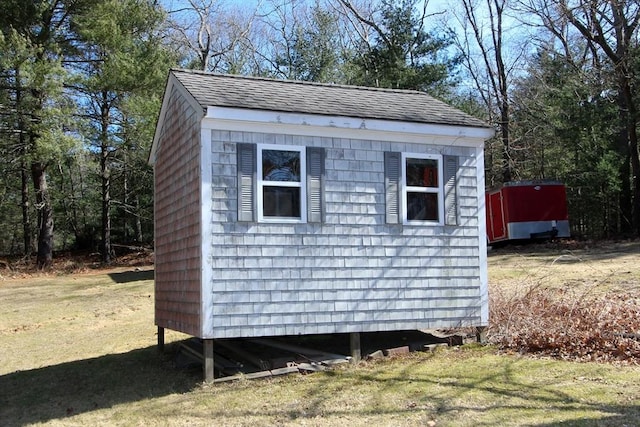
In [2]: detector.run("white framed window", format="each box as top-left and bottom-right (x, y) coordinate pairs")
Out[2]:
(237, 143), (325, 224)
(401, 153), (444, 225)
(257, 144), (307, 222)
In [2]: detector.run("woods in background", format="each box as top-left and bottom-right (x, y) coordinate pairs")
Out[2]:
(1, 0), (639, 266)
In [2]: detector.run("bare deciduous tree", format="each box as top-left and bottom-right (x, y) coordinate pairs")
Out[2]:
(452, 0), (526, 184)
(166, 0), (260, 71)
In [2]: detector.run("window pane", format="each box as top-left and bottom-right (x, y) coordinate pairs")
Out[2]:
(262, 150), (301, 182)
(406, 158), (438, 187)
(407, 192), (439, 221)
(263, 186), (301, 218)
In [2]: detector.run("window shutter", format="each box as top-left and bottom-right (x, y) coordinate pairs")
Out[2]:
(384, 151), (401, 224)
(237, 143), (256, 222)
(443, 155), (458, 226)
(306, 147), (325, 223)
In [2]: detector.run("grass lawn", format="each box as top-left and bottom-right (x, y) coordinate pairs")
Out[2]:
(1, 243), (640, 426)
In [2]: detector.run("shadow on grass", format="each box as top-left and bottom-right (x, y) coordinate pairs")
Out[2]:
(108, 269), (154, 283)
(264, 353), (640, 427)
(2, 343), (639, 426)
(0, 344), (198, 427)
(487, 240), (640, 263)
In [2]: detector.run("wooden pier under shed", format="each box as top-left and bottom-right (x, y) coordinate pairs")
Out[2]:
(162, 330), (475, 382)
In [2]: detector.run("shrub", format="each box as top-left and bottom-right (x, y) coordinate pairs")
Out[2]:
(488, 284), (640, 364)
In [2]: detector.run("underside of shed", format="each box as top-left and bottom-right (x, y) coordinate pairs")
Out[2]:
(161, 329), (483, 382)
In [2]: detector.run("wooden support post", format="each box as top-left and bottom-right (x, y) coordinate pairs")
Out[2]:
(350, 332), (361, 363)
(204, 339), (215, 383)
(476, 326), (487, 344)
(157, 326), (165, 353)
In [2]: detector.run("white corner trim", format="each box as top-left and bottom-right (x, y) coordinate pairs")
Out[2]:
(204, 106), (494, 146)
(476, 147), (489, 325)
(200, 129), (215, 338)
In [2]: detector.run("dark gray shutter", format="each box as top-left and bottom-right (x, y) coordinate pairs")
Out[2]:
(306, 147), (325, 223)
(384, 151), (401, 224)
(443, 155), (458, 226)
(237, 143), (256, 222)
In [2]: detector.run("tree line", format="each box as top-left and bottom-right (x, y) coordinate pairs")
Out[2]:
(1, 0), (638, 267)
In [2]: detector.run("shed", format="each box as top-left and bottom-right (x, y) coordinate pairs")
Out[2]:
(149, 69), (495, 381)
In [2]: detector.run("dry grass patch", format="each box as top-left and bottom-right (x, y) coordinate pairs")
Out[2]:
(488, 240), (640, 294)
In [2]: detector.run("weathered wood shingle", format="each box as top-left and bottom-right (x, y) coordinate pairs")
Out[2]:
(154, 85), (202, 337)
(170, 69), (489, 129)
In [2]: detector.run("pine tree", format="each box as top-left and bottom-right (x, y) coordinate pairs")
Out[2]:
(71, 0), (175, 263)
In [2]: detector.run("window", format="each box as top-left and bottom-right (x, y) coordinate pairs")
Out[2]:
(258, 145), (305, 221)
(237, 143), (325, 223)
(385, 151), (458, 226)
(402, 153), (443, 224)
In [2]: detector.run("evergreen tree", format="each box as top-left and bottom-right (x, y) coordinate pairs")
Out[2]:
(0, 1), (86, 267)
(512, 48), (620, 238)
(273, 2), (344, 82)
(71, 0), (174, 263)
(342, 0), (458, 93)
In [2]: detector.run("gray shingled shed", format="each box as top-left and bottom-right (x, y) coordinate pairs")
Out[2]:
(150, 69), (494, 381)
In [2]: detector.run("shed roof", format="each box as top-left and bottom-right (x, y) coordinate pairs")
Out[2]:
(170, 69), (490, 129)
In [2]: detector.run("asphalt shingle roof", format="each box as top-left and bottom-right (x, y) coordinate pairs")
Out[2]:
(171, 68), (490, 129)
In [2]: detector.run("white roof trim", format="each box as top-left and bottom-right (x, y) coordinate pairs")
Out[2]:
(203, 106), (495, 147)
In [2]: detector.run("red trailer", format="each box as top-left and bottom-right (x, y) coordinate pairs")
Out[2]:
(486, 181), (570, 245)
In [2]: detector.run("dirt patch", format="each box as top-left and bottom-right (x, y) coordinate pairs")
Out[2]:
(488, 239), (640, 295)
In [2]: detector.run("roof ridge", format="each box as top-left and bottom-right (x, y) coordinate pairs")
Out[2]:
(170, 68), (432, 97)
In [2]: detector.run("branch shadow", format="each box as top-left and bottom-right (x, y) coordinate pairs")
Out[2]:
(2, 342), (639, 426)
(274, 354), (640, 426)
(487, 240), (640, 263)
(0, 344), (198, 427)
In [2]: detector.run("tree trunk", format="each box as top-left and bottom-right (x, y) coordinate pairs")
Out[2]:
(17, 73), (32, 257)
(617, 77), (635, 235)
(101, 143), (111, 264)
(135, 195), (143, 243)
(31, 162), (53, 269)
(100, 90), (112, 264)
(623, 77), (640, 235)
(21, 160), (31, 256)
(631, 124), (640, 235)
(123, 155), (129, 243)
(500, 99), (511, 183)
(616, 125), (632, 235)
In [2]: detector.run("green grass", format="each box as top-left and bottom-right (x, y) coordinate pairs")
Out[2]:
(1, 250), (640, 426)
(4, 344), (639, 426)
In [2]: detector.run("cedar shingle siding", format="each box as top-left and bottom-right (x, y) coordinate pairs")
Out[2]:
(154, 86), (202, 336)
(207, 131), (482, 338)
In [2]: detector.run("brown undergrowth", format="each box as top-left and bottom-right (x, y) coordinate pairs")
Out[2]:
(488, 281), (640, 364)
(0, 246), (153, 278)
